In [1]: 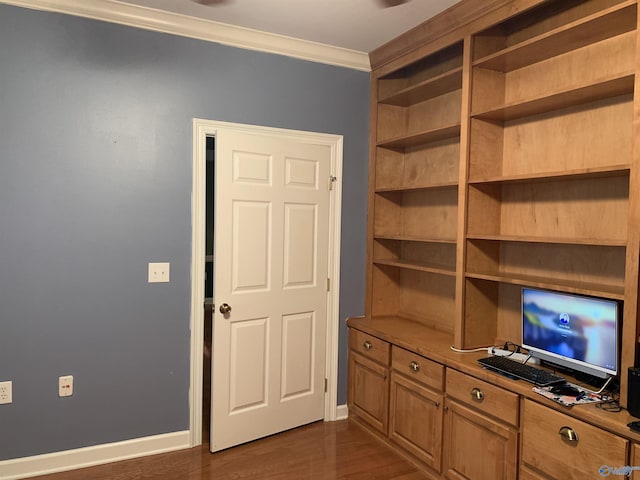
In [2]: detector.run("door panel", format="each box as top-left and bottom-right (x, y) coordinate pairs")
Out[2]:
(228, 317), (268, 413)
(211, 127), (332, 452)
(281, 311), (315, 399)
(232, 201), (271, 291)
(284, 204), (317, 287)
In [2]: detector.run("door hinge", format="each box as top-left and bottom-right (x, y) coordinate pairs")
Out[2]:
(328, 175), (337, 191)
(324, 378), (328, 393)
(327, 278), (330, 291)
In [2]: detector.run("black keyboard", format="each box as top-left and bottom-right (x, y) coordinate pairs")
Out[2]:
(477, 355), (566, 387)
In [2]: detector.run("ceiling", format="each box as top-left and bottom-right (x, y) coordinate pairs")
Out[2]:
(114, 0), (461, 53)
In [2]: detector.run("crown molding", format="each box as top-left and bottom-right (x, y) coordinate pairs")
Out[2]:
(1, 0), (371, 71)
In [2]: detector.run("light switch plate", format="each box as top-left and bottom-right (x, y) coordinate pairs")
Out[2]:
(148, 262), (170, 283)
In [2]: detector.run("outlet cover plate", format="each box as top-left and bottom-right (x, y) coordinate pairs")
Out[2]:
(59, 375), (73, 397)
(0, 381), (12, 404)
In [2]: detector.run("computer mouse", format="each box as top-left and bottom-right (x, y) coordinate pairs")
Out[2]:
(549, 384), (580, 396)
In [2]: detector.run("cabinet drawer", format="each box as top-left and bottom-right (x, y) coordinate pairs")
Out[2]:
(446, 368), (519, 426)
(349, 329), (390, 366)
(522, 399), (628, 480)
(392, 346), (444, 392)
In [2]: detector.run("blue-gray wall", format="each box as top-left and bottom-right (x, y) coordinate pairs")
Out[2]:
(0, 4), (369, 461)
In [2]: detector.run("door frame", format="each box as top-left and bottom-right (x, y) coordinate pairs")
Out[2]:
(188, 118), (343, 446)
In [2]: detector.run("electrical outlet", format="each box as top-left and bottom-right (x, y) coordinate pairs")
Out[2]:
(148, 262), (170, 283)
(59, 375), (73, 397)
(0, 381), (12, 404)
(487, 347), (539, 364)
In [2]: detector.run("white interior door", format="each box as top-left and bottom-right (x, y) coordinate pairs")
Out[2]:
(211, 126), (332, 452)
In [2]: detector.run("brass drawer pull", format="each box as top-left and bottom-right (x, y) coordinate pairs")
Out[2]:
(471, 387), (484, 402)
(559, 426), (579, 444)
(363, 341), (373, 351)
(410, 361), (420, 372)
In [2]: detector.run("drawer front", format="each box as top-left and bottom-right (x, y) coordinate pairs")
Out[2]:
(522, 399), (628, 480)
(392, 346), (444, 392)
(349, 329), (390, 365)
(446, 368), (519, 426)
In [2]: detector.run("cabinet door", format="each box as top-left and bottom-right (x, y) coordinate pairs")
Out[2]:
(443, 399), (517, 480)
(348, 351), (389, 434)
(631, 443), (640, 480)
(389, 372), (443, 472)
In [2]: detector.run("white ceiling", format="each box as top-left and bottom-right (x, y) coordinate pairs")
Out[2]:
(115, 0), (460, 53)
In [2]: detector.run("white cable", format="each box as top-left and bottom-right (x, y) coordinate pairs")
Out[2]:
(449, 345), (491, 353)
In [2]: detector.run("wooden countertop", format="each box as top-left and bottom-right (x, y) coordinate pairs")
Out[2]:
(347, 315), (640, 442)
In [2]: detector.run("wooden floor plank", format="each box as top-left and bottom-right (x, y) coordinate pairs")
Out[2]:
(25, 420), (429, 480)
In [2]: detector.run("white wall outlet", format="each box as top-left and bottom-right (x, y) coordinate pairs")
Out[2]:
(487, 347), (539, 364)
(0, 381), (12, 404)
(59, 375), (73, 397)
(148, 262), (170, 283)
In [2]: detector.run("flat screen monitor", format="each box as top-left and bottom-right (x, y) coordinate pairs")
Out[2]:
(521, 287), (619, 379)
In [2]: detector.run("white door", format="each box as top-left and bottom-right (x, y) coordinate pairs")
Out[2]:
(211, 126), (332, 452)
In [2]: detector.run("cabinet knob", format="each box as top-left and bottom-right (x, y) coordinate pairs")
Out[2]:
(410, 361), (420, 372)
(434, 401), (440, 408)
(470, 387), (484, 402)
(443, 405), (449, 412)
(363, 341), (373, 351)
(559, 426), (579, 444)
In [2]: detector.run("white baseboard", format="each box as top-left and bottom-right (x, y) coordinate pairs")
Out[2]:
(0, 430), (190, 480)
(336, 404), (348, 421)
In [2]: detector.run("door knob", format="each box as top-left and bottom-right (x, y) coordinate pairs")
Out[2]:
(219, 303), (232, 315)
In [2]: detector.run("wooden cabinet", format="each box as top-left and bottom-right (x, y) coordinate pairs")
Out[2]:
(350, 0), (640, 476)
(389, 347), (444, 472)
(521, 399), (628, 479)
(443, 369), (518, 480)
(348, 331), (390, 434)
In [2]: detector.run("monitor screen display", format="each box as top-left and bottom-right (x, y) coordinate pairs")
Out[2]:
(521, 288), (618, 378)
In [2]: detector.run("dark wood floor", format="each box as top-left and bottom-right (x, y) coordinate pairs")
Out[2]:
(27, 420), (428, 480)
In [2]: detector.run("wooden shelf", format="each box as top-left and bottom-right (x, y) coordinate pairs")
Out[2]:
(465, 272), (625, 300)
(466, 234), (626, 248)
(473, 1), (636, 72)
(468, 164), (630, 185)
(374, 235), (457, 245)
(376, 181), (458, 193)
(377, 124), (461, 149)
(379, 67), (463, 106)
(373, 258), (456, 276)
(471, 73), (634, 122)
